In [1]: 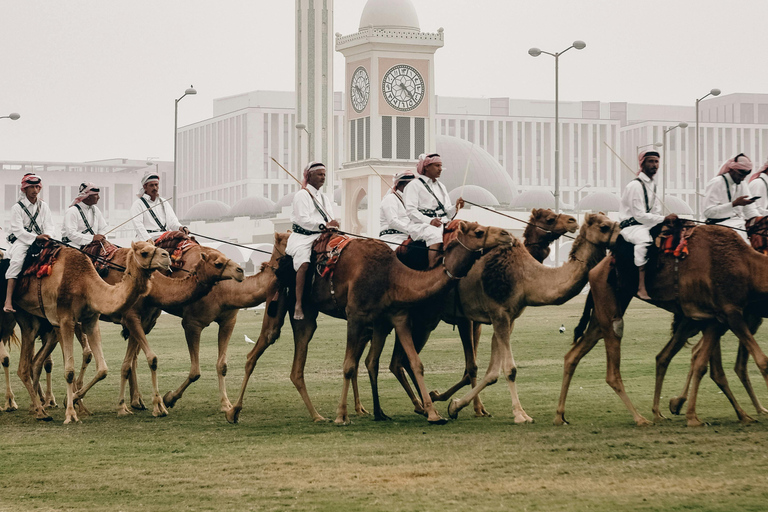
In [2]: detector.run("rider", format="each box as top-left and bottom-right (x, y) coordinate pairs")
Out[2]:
(748, 159), (768, 216)
(62, 182), (109, 248)
(403, 153), (464, 268)
(129, 171), (188, 241)
(3, 173), (55, 312)
(379, 171), (415, 250)
(702, 153), (758, 242)
(618, 149), (665, 300)
(285, 161), (338, 320)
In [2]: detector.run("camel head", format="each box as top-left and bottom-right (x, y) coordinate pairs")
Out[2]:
(531, 208), (578, 235)
(130, 241), (172, 272)
(271, 232), (290, 264)
(197, 247), (245, 283)
(453, 220), (514, 252)
(579, 213), (620, 248)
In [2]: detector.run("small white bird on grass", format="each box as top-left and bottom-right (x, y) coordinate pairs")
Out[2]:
(245, 334), (256, 344)
(559, 324), (566, 334)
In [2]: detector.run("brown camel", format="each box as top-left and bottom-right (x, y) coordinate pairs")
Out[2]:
(29, 245), (244, 417)
(14, 241), (170, 423)
(388, 213), (619, 423)
(0, 312), (18, 411)
(555, 224), (768, 427)
(226, 221), (514, 425)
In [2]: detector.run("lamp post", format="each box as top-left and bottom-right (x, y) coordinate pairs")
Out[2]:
(662, 122), (688, 202)
(295, 123), (312, 163)
(0, 113), (20, 121)
(695, 88), (721, 220)
(574, 183), (591, 222)
(174, 85), (197, 212)
(529, 40), (586, 266)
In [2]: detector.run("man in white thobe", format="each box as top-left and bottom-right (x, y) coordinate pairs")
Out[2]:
(62, 182), (109, 248)
(285, 161), (338, 320)
(748, 159), (768, 216)
(129, 171), (188, 242)
(703, 153), (758, 242)
(618, 150), (665, 300)
(379, 171), (415, 250)
(403, 153), (464, 268)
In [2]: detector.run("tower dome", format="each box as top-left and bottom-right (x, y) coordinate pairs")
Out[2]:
(359, 0), (420, 32)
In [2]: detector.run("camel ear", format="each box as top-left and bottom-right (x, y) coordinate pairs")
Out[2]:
(584, 213), (594, 224)
(131, 241), (138, 250)
(531, 208), (539, 216)
(199, 252), (208, 262)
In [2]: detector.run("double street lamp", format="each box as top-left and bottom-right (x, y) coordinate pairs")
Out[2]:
(1, 113), (20, 121)
(295, 123), (312, 163)
(174, 86), (197, 211)
(528, 40), (587, 266)
(695, 88), (721, 219)
(662, 122), (688, 201)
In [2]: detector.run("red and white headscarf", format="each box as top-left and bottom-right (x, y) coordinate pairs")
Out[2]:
(21, 173), (42, 190)
(416, 153), (442, 175)
(302, 161), (326, 188)
(749, 159), (768, 182)
(71, 182), (100, 207)
(717, 153), (752, 176)
(637, 150), (660, 175)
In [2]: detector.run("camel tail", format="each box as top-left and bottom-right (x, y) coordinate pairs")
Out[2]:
(4, 329), (20, 348)
(573, 291), (595, 344)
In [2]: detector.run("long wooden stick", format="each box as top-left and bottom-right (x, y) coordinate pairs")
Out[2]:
(367, 164), (405, 206)
(270, 157), (333, 220)
(603, 141), (672, 215)
(460, 143), (476, 197)
(104, 196), (173, 235)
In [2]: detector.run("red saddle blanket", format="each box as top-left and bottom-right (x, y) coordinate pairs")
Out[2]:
(312, 233), (354, 279)
(656, 219), (697, 259)
(23, 241), (61, 278)
(154, 231), (199, 269)
(80, 240), (119, 274)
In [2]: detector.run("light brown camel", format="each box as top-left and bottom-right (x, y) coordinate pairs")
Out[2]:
(14, 241), (170, 423)
(0, 311), (19, 411)
(226, 221), (514, 425)
(367, 208), (578, 420)
(29, 245), (243, 417)
(117, 232), (290, 412)
(555, 224), (768, 427)
(394, 213), (619, 423)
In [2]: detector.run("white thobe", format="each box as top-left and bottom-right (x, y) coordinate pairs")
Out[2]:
(62, 203), (108, 248)
(285, 185), (335, 271)
(5, 197), (55, 279)
(129, 194), (182, 241)
(748, 175), (768, 216)
(403, 176), (456, 247)
(703, 174), (758, 242)
(618, 172), (665, 266)
(379, 192), (411, 249)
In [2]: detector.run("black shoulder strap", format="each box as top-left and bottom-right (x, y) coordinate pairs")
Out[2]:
(761, 175), (768, 197)
(75, 204), (95, 235)
(140, 197), (167, 231)
(304, 189), (330, 222)
(633, 178), (650, 213)
(418, 177), (447, 214)
(721, 175), (732, 202)
(17, 200), (42, 234)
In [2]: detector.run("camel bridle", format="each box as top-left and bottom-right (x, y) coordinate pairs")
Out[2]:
(442, 228), (488, 280)
(132, 245), (162, 273)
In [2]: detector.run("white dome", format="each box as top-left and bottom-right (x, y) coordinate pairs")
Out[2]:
(664, 196), (693, 215)
(183, 200), (230, 221)
(228, 196), (277, 218)
(449, 185), (499, 207)
(359, 0), (420, 31)
(575, 191), (621, 212)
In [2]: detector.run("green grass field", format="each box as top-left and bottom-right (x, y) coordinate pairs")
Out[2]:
(2, 296), (768, 512)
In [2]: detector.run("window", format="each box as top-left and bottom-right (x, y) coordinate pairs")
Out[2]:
(414, 118), (425, 158)
(396, 117), (410, 159)
(382, 117), (392, 159)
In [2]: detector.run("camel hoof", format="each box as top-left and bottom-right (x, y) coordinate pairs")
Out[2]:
(756, 407), (768, 415)
(44, 397), (58, 409)
(740, 414), (757, 425)
(355, 406), (370, 416)
(669, 396), (686, 415)
(35, 410), (52, 421)
(514, 414), (534, 424)
(334, 416), (351, 426)
(687, 417), (707, 427)
(429, 390), (443, 402)
(474, 407), (492, 418)
(225, 406), (241, 424)
(117, 404), (134, 417)
(447, 399), (460, 420)
(553, 413), (569, 426)
(428, 416), (449, 426)
(131, 397), (148, 411)
(5, 398), (18, 412)
(373, 411), (392, 422)
(312, 416), (330, 423)
(653, 413), (670, 422)
(162, 391), (177, 409)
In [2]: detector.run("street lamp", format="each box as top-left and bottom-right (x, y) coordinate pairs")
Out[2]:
(636, 141), (663, 155)
(174, 85), (197, 212)
(529, 39), (586, 266)
(574, 183), (592, 221)
(295, 123), (312, 164)
(695, 88), (721, 220)
(662, 122), (688, 201)
(0, 113), (20, 120)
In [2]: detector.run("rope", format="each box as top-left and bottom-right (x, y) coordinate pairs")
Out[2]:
(462, 200), (577, 241)
(322, 226), (443, 252)
(188, 232), (278, 256)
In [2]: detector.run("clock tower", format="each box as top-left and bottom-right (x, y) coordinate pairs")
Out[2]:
(335, 0), (443, 234)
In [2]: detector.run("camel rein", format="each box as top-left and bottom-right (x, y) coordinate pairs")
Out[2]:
(463, 200), (578, 241)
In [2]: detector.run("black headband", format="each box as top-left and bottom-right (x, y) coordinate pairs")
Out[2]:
(644, 151), (660, 159)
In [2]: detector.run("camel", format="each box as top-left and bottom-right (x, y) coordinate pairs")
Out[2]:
(29, 245), (244, 417)
(0, 311), (18, 411)
(226, 221), (514, 425)
(555, 223), (768, 427)
(385, 213), (619, 424)
(14, 241), (171, 423)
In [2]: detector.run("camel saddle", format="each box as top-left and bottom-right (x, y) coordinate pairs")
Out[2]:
(395, 220), (462, 271)
(153, 230), (199, 269)
(312, 231), (354, 279)
(22, 239), (61, 279)
(655, 216), (698, 259)
(80, 239), (119, 277)
(746, 216), (768, 255)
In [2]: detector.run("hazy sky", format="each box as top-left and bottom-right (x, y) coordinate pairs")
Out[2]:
(1, 0), (766, 163)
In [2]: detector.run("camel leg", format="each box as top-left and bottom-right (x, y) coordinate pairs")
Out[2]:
(226, 301), (287, 424)
(668, 336), (704, 416)
(685, 323), (720, 427)
(117, 340), (142, 416)
(652, 317), (701, 422)
(391, 313), (445, 424)
(16, 317), (49, 421)
(72, 320), (108, 418)
(708, 335), (755, 424)
(0, 339), (17, 412)
(500, 324), (533, 424)
(389, 335), (425, 416)
(365, 324), (391, 421)
(726, 310), (768, 393)
(335, 317), (370, 425)
(163, 320), (203, 410)
(214, 316), (236, 411)
(603, 320), (652, 426)
(554, 314), (602, 425)
(30, 330), (58, 409)
(351, 330), (371, 417)
(57, 319), (80, 424)
(120, 313), (166, 417)
(74, 323), (92, 392)
(734, 342), (768, 415)
(289, 314), (327, 422)
(43, 351), (57, 408)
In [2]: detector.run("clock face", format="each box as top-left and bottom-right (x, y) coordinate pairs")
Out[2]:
(382, 64), (425, 112)
(350, 66), (370, 113)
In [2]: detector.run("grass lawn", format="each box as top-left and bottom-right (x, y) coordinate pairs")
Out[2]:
(2, 295), (768, 511)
